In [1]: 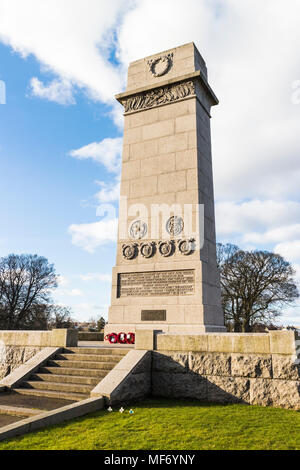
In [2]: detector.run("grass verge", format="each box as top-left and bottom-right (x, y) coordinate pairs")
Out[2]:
(0, 399), (299, 450)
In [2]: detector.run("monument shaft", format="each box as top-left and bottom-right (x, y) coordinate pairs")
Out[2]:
(106, 43), (225, 334)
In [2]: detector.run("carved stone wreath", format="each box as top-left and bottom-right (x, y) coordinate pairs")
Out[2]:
(129, 220), (148, 240)
(147, 53), (173, 78)
(140, 242), (156, 259)
(178, 239), (195, 256)
(122, 244), (137, 260)
(158, 240), (174, 257)
(122, 80), (195, 114)
(166, 216), (184, 237)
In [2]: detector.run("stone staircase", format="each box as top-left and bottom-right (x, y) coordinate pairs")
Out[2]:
(12, 347), (129, 401)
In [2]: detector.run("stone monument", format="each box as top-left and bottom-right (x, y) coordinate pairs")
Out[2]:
(105, 42), (226, 335)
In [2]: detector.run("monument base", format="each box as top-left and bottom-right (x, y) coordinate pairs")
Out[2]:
(104, 323), (227, 337)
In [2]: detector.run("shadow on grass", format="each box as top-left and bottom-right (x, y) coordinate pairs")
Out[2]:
(136, 397), (247, 409)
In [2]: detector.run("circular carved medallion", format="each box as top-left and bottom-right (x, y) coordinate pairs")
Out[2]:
(129, 220), (148, 240)
(166, 216), (184, 237)
(178, 239), (195, 256)
(148, 54), (173, 78)
(159, 241), (174, 257)
(122, 244), (137, 260)
(140, 242), (155, 259)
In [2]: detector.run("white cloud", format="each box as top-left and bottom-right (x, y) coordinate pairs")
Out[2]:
(244, 225), (300, 246)
(57, 275), (70, 287)
(56, 286), (83, 297)
(68, 218), (118, 253)
(29, 77), (75, 105)
(0, 0), (129, 109)
(216, 200), (300, 239)
(68, 288), (83, 297)
(95, 179), (120, 203)
(274, 241), (300, 264)
(293, 264), (300, 285)
(69, 137), (123, 174)
(216, 200), (300, 254)
(80, 273), (112, 282)
(75, 302), (95, 313)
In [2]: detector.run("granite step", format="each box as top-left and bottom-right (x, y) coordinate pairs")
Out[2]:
(31, 373), (99, 387)
(0, 405), (42, 417)
(56, 353), (123, 363)
(65, 347), (129, 355)
(39, 367), (108, 379)
(48, 360), (116, 370)
(11, 347), (128, 403)
(12, 388), (88, 402)
(21, 380), (93, 395)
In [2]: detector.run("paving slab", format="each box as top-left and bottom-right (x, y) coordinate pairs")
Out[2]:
(0, 405), (41, 417)
(0, 396), (104, 441)
(0, 414), (24, 427)
(78, 341), (133, 349)
(0, 391), (75, 411)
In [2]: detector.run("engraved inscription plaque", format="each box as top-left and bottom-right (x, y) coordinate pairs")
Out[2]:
(118, 270), (195, 297)
(141, 310), (166, 321)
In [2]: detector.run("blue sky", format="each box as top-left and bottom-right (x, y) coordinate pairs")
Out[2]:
(0, 0), (300, 324)
(0, 41), (120, 320)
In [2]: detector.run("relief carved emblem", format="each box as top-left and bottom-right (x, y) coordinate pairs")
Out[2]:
(122, 244), (138, 260)
(178, 239), (196, 256)
(140, 242), (156, 259)
(122, 239), (193, 259)
(122, 80), (195, 114)
(129, 220), (148, 240)
(147, 53), (174, 78)
(158, 240), (175, 257)
(166, 216), (184, 237)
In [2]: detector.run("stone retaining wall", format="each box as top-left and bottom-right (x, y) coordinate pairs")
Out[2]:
(0, 347), (42, 380)
(136, 330), (300, 409)
(0, 329), (77, 348)
(0, 329), (78, 381)
(151, 350), (300, 409)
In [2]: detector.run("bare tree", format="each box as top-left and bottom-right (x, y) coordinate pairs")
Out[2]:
(24, 304), (52, 330)
(0, 254), (57, 330)
(217, 243), (239, 268)
(48, 305), (74, 329)
(217, 244), (299, 332)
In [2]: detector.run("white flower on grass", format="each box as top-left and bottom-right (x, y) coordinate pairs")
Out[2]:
(119, 407), (124, 413)
(107, 407), (113, 412)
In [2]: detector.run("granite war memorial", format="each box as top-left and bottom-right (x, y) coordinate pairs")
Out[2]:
(105, 42), (226, 336)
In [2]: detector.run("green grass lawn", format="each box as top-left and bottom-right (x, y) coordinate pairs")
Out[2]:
(0, 399), (299, 450)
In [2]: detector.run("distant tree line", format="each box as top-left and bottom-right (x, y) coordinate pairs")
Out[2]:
(0, 247), (298, 333)
(0, 254), (74, 330)
(86, 316), (106, 332)
(217, 243), (299, 332)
